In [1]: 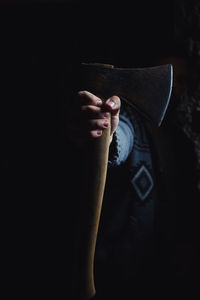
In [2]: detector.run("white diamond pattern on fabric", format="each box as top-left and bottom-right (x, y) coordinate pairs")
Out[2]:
(131, 165), (154, 201)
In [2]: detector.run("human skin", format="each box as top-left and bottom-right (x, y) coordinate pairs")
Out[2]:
(67, 90), (121, 145)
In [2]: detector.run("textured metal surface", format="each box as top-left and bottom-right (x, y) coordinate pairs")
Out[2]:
(80, 63), (173, 126)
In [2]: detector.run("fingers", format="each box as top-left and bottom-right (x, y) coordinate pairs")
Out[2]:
(67, 107), (109, 141)
(81, 105), (109, 119)
(77, 93), (120, 138)
(68, 118), (108, 141)
(68, 91), (120, 145)
(71, 117), (109, 133)
(104, 96), (120, 136)
(88, 130), (103, 138)
(68, 127), (103, 141)
(104, 96), (121, 115)
(86, 118), (109, 130)
(78, 92), (120, 117)
(77, 91), (106, 119)
(78, 91), (102, 107)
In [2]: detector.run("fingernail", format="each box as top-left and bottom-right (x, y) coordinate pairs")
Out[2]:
(97, 130), (102, 136)
(108, 98), (115, 108)
(103, 112), (109, 118)
(103, 120), (109, 128)
(97, 99), (102, 106)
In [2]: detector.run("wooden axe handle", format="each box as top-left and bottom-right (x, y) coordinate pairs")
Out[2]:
(75, 114), (111, 300)
(73, 62), (172, 299)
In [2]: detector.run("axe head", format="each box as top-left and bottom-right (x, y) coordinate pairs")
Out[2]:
(79, 63), (173, 126)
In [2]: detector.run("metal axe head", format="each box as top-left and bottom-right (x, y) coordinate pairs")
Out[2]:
(79, 63), (173, 126)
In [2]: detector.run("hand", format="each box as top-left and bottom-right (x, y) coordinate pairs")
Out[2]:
(66, 90), (120, 146)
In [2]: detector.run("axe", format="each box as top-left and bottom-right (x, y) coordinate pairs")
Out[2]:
(74, 63), (173, 299)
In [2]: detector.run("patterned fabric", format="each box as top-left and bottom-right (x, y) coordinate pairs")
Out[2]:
(94, 100), (158, 295)
(131, 164), (154, 201)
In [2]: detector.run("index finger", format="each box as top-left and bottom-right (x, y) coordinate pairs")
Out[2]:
(77, 91), (103, 106)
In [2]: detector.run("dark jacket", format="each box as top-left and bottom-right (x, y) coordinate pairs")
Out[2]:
(94, 101), (160, 298)
(66, 100), (199, 299)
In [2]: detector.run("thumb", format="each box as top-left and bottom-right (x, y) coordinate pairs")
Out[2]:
(104, 96), (120, 136)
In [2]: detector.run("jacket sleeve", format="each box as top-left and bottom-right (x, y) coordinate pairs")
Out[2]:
(108, 110), (134, 167)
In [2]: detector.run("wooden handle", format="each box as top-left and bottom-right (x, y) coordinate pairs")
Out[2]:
(74, 115), (111, 299)
(72, 62), (173, 298)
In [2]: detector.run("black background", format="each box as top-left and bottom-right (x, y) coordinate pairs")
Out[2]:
(1, 0), (178, 298)
(2, 0), (174, 188)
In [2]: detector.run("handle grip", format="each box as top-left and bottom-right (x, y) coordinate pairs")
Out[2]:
(74, 114), (111, 299)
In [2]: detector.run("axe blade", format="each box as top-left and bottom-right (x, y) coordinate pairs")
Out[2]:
(80, 63), (173, 126)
